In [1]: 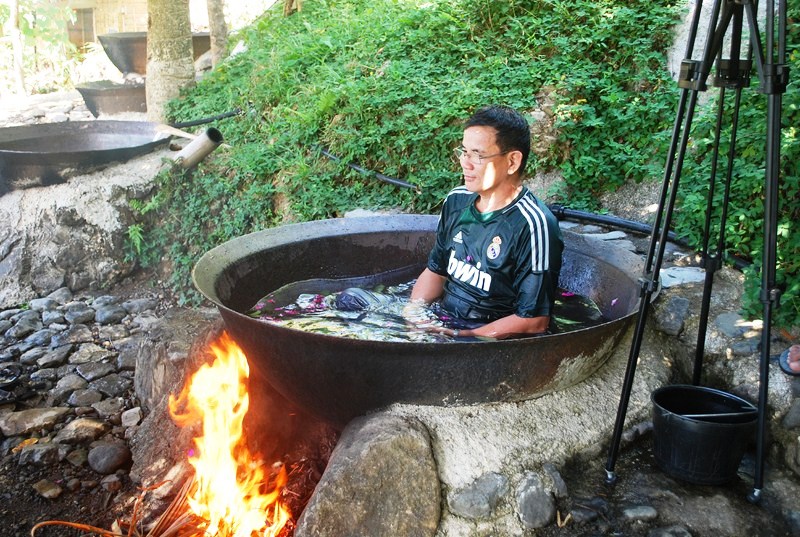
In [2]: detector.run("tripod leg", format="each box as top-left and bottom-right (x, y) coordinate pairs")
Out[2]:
(745, 0), (788, 504)
(605, 87), (703, 483)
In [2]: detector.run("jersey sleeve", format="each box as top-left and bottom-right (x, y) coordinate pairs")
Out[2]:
(427, 190), (465, 276)
(512, 224), (555, 318)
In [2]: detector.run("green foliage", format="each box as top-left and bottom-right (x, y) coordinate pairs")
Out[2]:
(0, 0), (77, 94)
(137, 0), (685, 305)
(672, 3), (800, 328)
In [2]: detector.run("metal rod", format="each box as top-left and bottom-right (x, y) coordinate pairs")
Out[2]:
(681, 411), (757, 419)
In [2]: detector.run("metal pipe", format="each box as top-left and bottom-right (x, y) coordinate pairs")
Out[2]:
(174, 128), (224, 169)
(171, 109), (241, 129)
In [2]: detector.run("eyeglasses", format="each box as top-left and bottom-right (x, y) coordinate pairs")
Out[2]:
(453, 146), (510, 165)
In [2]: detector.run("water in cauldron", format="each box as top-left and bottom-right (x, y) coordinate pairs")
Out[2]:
(246, 273), (605, 342)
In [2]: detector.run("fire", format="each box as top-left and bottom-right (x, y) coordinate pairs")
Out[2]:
(168, 332), (291, 537)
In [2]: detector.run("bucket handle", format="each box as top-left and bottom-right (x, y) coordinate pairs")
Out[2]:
(682, 410), (756, 419)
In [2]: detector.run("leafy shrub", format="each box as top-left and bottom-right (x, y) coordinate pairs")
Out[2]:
(130, 0), (800, 330)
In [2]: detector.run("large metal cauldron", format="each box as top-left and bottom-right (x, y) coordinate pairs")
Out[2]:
(193, 215), (646, 427)
(98, 32), (212, 75)
(0, 121), (169, 192)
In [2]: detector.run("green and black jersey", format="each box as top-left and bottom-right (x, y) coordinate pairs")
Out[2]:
(427, 186), (563, 323)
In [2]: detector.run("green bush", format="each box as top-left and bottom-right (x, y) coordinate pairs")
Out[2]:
(136, 0), (682, 304)
(130, 0), (799, 330)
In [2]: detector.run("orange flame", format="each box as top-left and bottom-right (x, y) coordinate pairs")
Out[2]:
(169, 332), (291, 537)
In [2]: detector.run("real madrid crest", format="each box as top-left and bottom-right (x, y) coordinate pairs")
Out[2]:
(487, 236), (502, 259)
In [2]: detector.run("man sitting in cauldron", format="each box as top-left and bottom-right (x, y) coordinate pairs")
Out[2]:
(404, 104), (563, 340)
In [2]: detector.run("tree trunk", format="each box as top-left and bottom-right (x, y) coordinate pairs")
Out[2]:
(206, 0), (228, 67)
(284, 0), (303, 16)
(146, 0), (194, 122)
(9, 0), (26, 95)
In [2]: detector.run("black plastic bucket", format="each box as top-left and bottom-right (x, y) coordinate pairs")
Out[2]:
(651, 385), (757, 485)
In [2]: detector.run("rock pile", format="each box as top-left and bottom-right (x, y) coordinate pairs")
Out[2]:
(0, 287), (160, 502)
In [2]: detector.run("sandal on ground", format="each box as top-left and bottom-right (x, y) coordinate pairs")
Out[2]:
(779, 348), (800, 377)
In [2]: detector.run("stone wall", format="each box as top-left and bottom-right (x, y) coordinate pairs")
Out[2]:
(0, 147), (171, 310)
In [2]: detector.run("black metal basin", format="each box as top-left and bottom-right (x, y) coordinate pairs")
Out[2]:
(193, 215), (647, 427)
(98, 32), (212, 75)
(75, 80), (147, 117)
(0, 121), (169, 192)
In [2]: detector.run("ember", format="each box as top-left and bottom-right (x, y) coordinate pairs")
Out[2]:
(168, 332), (292, 536)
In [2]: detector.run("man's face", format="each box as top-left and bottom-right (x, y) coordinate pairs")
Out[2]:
(458, 126), (517, 196)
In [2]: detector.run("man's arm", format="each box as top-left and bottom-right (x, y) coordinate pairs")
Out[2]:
(410, 268), (446, 303)
(456, 314), (548, 340)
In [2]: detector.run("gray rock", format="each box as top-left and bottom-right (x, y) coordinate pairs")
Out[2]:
(95, 304), (128, 325)
(296, 413), (440, 537)
(116, 345), (137, 371)
(584, 230), (628, 241)
(89, 373), (132, 397)
(121, 407), (142, 428)
(98, 324), (129, 341)
(76, 361), (116, 381)
(786, 511), (800, 537)
(67, 388), (104, 407)
(88, 442), (131, 474)
(46, 287), (73, 304)
(516, 471), (556, 529)
(53, 417), (108, 444)
(24, 328), (55, 347)
(660, 267), (706, 288)
(6, 311), (42, 339)
(714, 312), (748, 338)
(29, 298), (57, 311)
(52, 373), (88, 402)
(18, 443), (60, 466)
(92, 295), (119, 308)
(623, 504), (659, 522)
(0, 407), (71, 436)
(448, 471), (509, 519)
(45, 112), (68, 122)
(41, 310), (66, 325)
(654, 295), (690, 336)
(0, 319), (11, 335)
(36, 344), (72, 368)
(50, 324), (93, 347)
(543, 462), (569, 499)
(92, 397), (126, 419)
(783, 400), (800, 430)
(0, 309), (22, 321)
(122, 298), (159, 314)
(32, 479), (63, 499)
(69, 342), (115, 364)
(19, 347), (48, 365)
(64, 303), (95, 325)
(732, 338), (760, 356)
(30, 368), (58, 381)
(66, 448), (88, 467)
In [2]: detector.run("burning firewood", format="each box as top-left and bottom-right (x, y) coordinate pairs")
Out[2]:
(31, 333), (297, 537)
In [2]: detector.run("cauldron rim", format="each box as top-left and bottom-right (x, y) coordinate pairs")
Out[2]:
(193, 214), (654, 345)
(192, 215), (655, 424)
(0, 120), (166, 156)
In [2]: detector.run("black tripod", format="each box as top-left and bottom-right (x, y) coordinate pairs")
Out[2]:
(604, 0), (789, 503)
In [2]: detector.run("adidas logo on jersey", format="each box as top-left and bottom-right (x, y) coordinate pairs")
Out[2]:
(453, 231), (463, 244)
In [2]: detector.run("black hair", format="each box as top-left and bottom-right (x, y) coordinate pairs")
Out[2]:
(465, 105), (531, 176)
